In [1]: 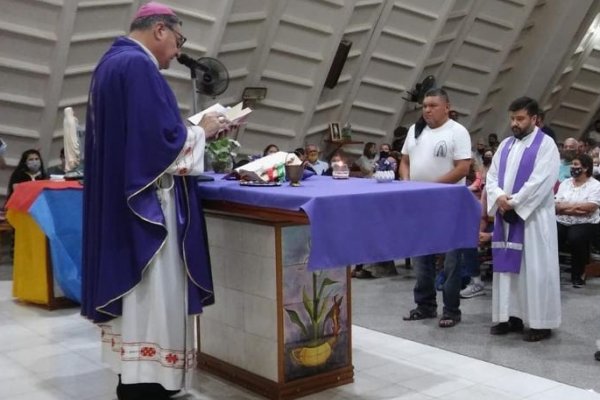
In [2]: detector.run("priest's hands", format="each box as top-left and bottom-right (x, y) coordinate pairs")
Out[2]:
(200, 112), (231, 139)
(496, 194), (513, 212)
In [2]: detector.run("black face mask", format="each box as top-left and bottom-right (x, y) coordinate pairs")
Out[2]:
(570, 167), (583, 178)
(477, 148), (485, 155)
(379, 151), (389, 159)
(483, 157), (492, 166)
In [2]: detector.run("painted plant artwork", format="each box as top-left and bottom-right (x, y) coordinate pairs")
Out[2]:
(281, 226), (349, 381)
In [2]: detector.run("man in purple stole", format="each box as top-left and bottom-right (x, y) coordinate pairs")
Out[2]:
(81, 2), (230, 399)
(486, 97), (560, 342)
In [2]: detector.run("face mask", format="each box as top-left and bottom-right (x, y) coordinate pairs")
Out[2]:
(477, 148), (485, 155)
(570, 167), (583, 178)
(26, 159), (41, 172)
(379, 151), (389, 159)
(483, 157), (492, 166)
(307, 154), (318, 163)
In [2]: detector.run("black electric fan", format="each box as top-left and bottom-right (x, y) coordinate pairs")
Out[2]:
(177, 53), (230, 112)
(405, 75), (436, 104)
(177, 54), (230, 182)
(193, 57), (229, 97)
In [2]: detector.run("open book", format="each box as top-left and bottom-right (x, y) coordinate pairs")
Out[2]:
(187, 102), (251, 126)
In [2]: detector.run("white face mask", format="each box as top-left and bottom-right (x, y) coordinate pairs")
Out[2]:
(26, 159), (41, 172)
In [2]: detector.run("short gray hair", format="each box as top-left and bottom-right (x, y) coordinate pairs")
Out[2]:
(130, 14), (181, 32)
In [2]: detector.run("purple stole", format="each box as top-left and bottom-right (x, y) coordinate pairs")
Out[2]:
(491, 131), (544, 273)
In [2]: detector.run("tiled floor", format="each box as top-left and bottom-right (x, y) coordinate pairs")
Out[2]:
(0, 281), (599, 400)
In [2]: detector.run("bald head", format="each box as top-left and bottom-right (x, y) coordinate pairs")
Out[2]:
(563, 138), (578, 151)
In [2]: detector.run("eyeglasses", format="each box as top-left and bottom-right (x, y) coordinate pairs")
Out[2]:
(165, 25), (187, 49)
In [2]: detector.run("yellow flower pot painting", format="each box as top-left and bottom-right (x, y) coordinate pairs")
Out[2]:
(282, 226), (349, 381)
(285, 274), (344, 366)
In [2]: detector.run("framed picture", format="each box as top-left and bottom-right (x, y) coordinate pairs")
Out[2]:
(329, 122), (342, 142)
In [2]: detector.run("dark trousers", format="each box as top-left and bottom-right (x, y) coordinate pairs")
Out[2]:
(459, 247), (480, 278)
(412, 249), (460, 317)
(557, 222), (597, 281)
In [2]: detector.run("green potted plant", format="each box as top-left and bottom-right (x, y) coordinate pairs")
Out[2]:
(205, 137), (240, 173)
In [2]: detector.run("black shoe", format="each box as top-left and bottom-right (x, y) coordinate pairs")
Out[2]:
(572, 278), (586, 288)
(490, 316), (523, 335)
(490, 322), (509, 335)
(523, 328), (552, 342)
(117, 377), (173, 400)
(595, 351), (600, 361)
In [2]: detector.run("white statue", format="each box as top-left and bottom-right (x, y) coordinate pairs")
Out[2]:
(63, 107), (81, 174)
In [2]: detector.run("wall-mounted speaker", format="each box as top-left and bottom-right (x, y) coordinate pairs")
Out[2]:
(324, 39), (352, 89)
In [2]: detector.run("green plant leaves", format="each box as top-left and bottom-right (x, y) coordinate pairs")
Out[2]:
(205, 138), (240, 161)
(285, 309), (308, 338)
(286, 273), (342, 341)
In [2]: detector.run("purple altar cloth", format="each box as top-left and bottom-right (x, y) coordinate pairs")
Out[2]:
(197, 175), (480, 270)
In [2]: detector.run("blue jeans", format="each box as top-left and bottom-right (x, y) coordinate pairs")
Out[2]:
(459, 247), (480, 279)
(412, 249), (461, 317)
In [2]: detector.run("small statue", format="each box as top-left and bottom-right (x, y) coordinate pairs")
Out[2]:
(63, 107), (84, 179)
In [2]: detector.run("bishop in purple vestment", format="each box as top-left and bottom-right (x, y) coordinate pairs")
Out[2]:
(82, 3), (230, 398)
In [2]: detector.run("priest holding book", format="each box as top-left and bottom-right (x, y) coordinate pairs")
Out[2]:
(82, 3), (231, 399)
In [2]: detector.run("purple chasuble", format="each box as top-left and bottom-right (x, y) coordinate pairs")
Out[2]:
(81, 37), (214, 323)
(491, 131), (544, 273)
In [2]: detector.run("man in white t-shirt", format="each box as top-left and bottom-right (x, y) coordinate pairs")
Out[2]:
(400, 88), (472, 328)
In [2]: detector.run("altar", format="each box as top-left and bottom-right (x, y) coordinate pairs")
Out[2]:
(2, 174), (480, 398)
(196, 175), (480, 399)
(5, 180), (82, 308)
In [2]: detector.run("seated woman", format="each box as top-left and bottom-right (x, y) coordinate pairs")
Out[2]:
(6, 149), (48, 201)
(322, 152), (346, 176)
(262, 144), (279, 157)
(555, 154), (600, 288)
(352, 142), (377, 177)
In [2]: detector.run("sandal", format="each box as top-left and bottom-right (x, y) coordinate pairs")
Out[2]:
(523, 328), (551, 342)
(354, 269), (375, 279)
(403, 308), (437, 321)
(438, 315), (461, 328)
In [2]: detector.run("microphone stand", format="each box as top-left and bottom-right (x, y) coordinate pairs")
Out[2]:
(190, 65), (199, 117)
(182, 58), (214, 181)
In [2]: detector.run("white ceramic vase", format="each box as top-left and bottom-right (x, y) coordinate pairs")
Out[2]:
(373, 170), (395, 182)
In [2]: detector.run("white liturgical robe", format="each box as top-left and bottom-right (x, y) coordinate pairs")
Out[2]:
(486, 128), (561, 329)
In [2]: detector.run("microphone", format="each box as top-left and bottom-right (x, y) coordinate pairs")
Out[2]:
(177, 53), (201, 70)
(177, 53), (213, 84)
